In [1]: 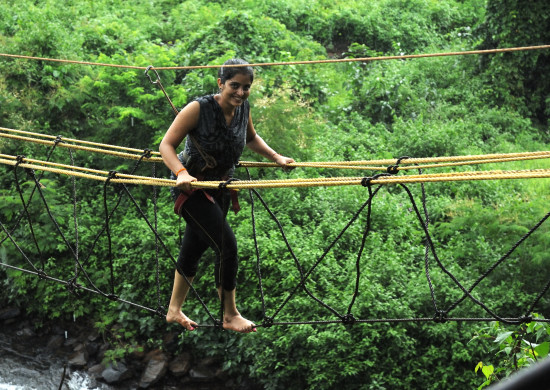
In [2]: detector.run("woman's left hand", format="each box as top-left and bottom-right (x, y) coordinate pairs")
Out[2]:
(274, 155), (295, 171)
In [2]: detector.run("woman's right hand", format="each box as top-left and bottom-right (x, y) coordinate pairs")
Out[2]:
(176, 171), (198, 192)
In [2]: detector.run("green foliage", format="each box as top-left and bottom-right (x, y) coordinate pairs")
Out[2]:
(476, 0), (550, 126)
(243, 0), (484, 52)
(96, 315), (146, 365)
(471, 314), (550, 389)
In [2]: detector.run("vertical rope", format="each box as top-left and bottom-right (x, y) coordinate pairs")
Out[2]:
(152, 162), (163, 312)
(347, 184), (376, 315)
(69, 150), (80, 276)
(13, 159), (45, 271)
(103, 171), (117, 296)
(0, 139), (62, 247)
(418, 168), (439, 314)
(245, 167), (268, 319)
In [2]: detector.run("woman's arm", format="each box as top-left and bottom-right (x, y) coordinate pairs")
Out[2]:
(159, 101), (200, 191)
(245, 112), (295, 167)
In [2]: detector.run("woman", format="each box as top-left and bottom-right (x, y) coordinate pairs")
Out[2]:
(159, 59), (294, 333)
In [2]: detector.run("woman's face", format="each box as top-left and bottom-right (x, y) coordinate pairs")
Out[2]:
(219, 73), (252, 107)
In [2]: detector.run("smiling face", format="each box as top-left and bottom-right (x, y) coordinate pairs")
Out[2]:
(218, 73), (252, 107)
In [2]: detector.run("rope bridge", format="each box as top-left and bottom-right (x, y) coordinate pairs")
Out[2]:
(1, 127), (549, 328)
(1, 43), (550, 328)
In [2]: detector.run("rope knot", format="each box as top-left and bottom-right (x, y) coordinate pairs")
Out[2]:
(142, 148), (153, 159)
(105, 170), (118, 186)
(342, 313), (357, 325)
(218, 178), (238, 191)
(65, 278), (81, 298)
(262, 316), (274, 328)
(386, 165), (399, 174)
(433, 310), (448, 323)
(519, 315), (533, 324)
(386, 156), (409, 175)
(15, 155), (26, 166)
(54, 135), (64, 145)
(37, 269), (48, 280)
(106, 293), (119, 301)
(361, 173), (391, 187)
(213, 319), (224, 330)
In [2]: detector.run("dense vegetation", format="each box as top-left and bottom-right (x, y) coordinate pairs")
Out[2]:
(1, 0), (549, 388)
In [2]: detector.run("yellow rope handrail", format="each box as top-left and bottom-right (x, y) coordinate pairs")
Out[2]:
(191, 170), (550, 189)
(0, 127), (162, 156)
(0, 157), (171, 186)
(1, 45), (549, 70)
(2, 155), (549, 189)
(0, 130), (163, 163)
(240, 151), (550, 167)
(3, 126), (549, 171)
(239, 153), (550, 170)
(0, 154), (173, 184)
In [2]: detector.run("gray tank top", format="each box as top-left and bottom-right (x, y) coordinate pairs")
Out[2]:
(170, 95), (249, 199)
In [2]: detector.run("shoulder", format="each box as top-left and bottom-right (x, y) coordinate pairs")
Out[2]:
(181, 95), (214, 111)
(171, 100), (200, 131)
(195, 94), (216, 107)
(180, 100), (200, 118)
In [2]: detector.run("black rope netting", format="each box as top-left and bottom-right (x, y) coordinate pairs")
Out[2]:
(1, 146), (549, 329)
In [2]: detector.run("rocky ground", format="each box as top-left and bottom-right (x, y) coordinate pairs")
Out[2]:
(0, 306), (260, 389)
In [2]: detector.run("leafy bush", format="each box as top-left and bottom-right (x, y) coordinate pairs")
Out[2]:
(472, 314), (550, 389)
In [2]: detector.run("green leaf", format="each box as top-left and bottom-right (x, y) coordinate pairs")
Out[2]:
(494, 331), (514, 345)
(535, 342), (550, 359)
(475, 361), (483, 373)
(481, 365), (494, 380)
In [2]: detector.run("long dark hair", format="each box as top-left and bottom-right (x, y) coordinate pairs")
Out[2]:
(218, 58), (254, 83)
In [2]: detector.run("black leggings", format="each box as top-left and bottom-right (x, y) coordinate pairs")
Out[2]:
(176, 190), (238, 291)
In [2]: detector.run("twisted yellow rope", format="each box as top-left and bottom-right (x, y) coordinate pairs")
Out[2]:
(0, 127), (161, 156)
(1, 45), (549, 70)
(0, 157), (172, 186)
(240, 153), (550, 170)
(3, 126), (549, 171)
(2, 155), (549, 189)
(240, 151), (550, 167)
(0, 154), (173, 184)
(191, 170), (550, 189)
(0, 127), (163, 163)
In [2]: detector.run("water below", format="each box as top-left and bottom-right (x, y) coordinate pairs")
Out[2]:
(0, 359), (113, 390)
(0, 331), (113, 390)
(0, 359), (111, 390)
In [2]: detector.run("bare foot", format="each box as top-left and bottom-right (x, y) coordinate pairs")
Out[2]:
(223, 313), (256, 333)
(166, 308), (198, 331)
